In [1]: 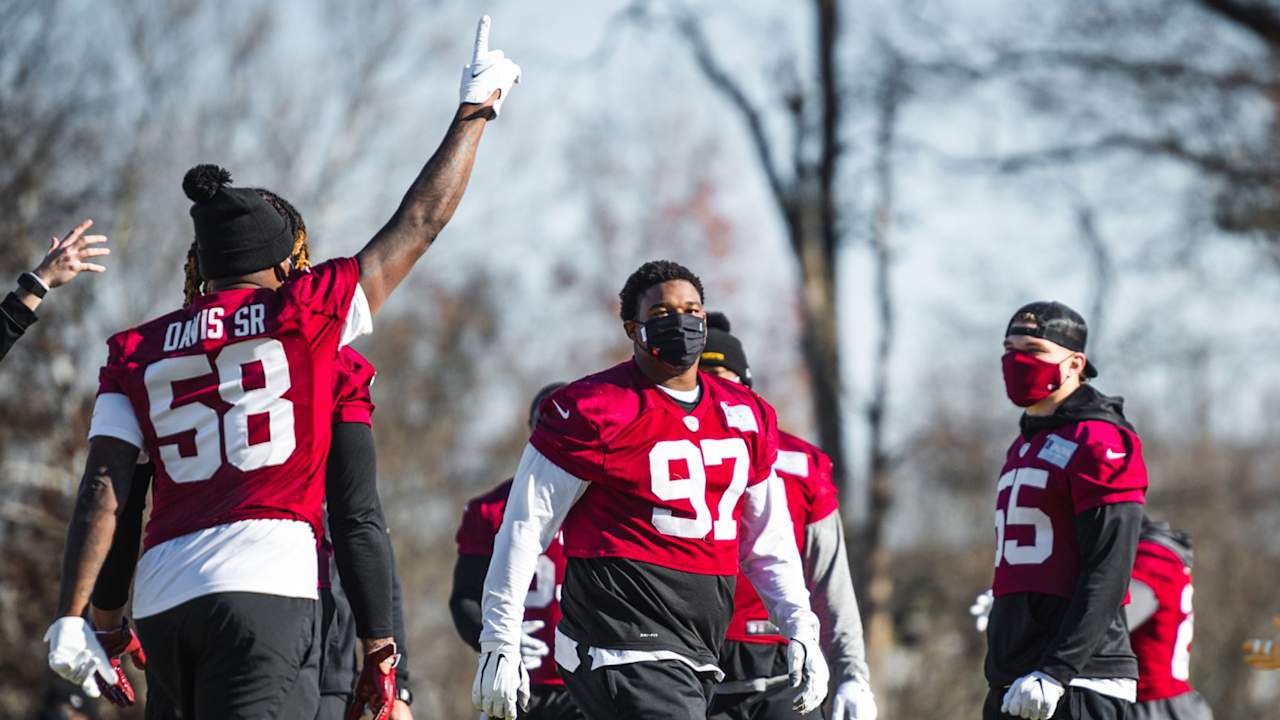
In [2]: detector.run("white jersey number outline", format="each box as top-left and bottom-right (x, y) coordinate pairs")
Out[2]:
(649, 438), (750, 541)
(144, 338), (295, 483)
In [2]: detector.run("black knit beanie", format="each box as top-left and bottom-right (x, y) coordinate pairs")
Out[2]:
(701, 312), (752, 387)
(183, 164), (294, 281)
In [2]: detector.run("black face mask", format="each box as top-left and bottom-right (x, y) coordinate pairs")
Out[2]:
(638, 313), (706, 368)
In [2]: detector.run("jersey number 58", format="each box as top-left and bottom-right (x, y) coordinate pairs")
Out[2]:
(143, 338), (295, 483)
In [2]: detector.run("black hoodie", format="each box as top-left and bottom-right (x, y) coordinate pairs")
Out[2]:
(986, 384), (1146, 689)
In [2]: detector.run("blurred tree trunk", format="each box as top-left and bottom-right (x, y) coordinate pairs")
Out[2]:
(861, 43), (906, 664)
(677, 0), (851, 498)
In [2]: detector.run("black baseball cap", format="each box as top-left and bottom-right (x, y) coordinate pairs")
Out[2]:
(701, 312), (752, 387)
(1005, 301), (1098, 378)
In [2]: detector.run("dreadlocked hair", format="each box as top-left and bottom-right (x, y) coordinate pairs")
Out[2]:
(182, 241), (205, 308)
(179, 187), (310, 308)
(255, 188), (310, 271)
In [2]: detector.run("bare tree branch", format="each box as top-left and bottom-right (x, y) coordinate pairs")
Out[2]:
(955, 133), (1280, 184)
(674, 12), (792, 229)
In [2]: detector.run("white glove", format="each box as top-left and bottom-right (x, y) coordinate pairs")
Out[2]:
(1001, 671), (1065, 720)
(831, 676), (877, 719)
(472, 648), (530, 719)
(971, 589), (994, 633)
(459, 15), (522, 116)
(519, 620), (549, 670)
(44, 617), (115, 698)
(786, 633), (830, 715)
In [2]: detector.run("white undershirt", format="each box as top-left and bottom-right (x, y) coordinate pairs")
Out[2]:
(88, 283), (373, 614)
(656, 383), (701, 405)
(1069, 677), (1137, 702)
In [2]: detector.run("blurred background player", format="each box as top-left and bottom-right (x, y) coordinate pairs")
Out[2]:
(1, 219), (110, 363)
(45, 22), (519, 717)
(1127, 518), (1213, 720)
(472, 260), (827, 720)
(85, 191), (414, 719)
(449, 382), (581, 720)
(698, 312), (876, 720)
(987, 302), (1148, 720)
(1242, 617), (1280, 670)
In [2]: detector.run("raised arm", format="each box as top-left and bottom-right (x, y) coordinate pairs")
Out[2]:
(356, 15), (521, 314)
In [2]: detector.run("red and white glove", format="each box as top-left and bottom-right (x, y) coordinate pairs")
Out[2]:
(346, 643), (400, 720)
(93, 619), (147, 706)
(459, 15), (521, 117)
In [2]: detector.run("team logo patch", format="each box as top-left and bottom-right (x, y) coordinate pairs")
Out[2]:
(1038, 434), (1079, 469)
(720, 402), (759, 433)
(683, 416), (700, 432)
(774, 450), (810, 477)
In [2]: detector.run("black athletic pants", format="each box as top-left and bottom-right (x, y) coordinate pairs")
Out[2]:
(136, 592), (321, 720)
(983, 686), (1131, 720)
(559, 640), (715, 720)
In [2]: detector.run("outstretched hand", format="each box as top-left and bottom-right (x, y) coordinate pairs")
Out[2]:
(33, 219), (110, 289)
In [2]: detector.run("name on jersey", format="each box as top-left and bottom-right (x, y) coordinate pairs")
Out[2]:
(163, 304), (267, 352)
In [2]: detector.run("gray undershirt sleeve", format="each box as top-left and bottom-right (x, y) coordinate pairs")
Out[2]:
(1125, 579), (1158, 630)
(803, 509), (870, 683)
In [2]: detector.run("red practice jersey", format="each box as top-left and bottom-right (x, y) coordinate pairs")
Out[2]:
(1131, 539), (1196, 702)
(992, 420), (1147, 597)
(456, 479), (566, 686)
(725, 431), (839, 644)
(96, 258), (362, 552)
(530, 360), (780, 576)
(333, 347), (376, 427)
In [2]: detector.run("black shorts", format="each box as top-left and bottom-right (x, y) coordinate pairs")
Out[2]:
(135, 591), (321, 720)
(709, 642), (822, 720)
(983, 686), (1131, 720)
(1132, 691), (1214, 720)
(558, 637), (715, 720)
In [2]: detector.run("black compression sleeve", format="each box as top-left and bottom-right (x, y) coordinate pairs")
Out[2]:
(390, 540), (411, 690)
(0, 292), (36, 363)
(327, 423), (394, 639)
(90, 463), (152, 611)
(1039, 502), (1143, 684)
(449, 554), (489, 652)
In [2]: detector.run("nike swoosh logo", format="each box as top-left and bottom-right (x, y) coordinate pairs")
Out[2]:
(552, 400), (570, 419)
(1106, 449), (1126, 460)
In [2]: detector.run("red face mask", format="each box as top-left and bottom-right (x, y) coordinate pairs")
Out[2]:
(1002, 351), (1064, 407)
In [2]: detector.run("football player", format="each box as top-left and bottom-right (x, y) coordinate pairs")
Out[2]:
(1126, 518), (1213, 720)
(86, 191), (417, 720)
(986, 302), (1148, 720)
(472, 260), (828, 720)
(1242, 617), (1280, 670)
(45, 19), (519, 718)
(450, 382), (582, 720)
(699, 312), (876, 720)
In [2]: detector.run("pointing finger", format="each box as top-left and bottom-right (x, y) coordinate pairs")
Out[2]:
(472, 15), (491, 65)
